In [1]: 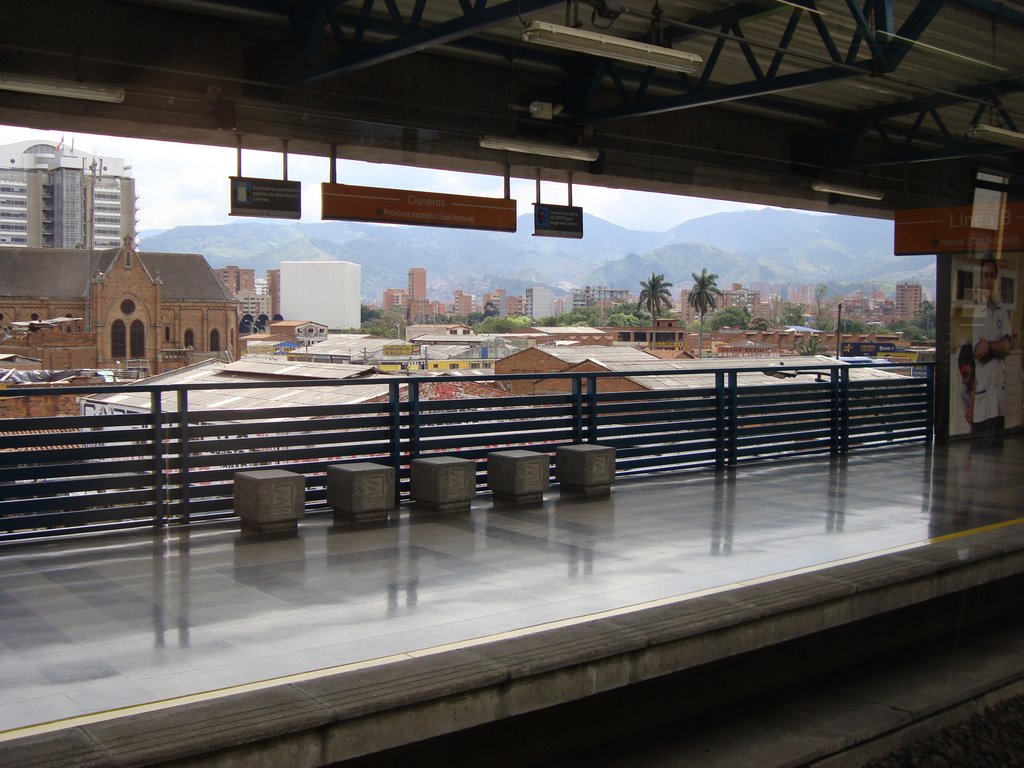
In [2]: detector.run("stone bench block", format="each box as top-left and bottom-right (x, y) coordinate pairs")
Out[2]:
(327, 463), (396, 522)
(410, 456), (476, 513)
(233, 469), (306, 534)
(487, 450), (550, 504)
(556, 444), (616, 495)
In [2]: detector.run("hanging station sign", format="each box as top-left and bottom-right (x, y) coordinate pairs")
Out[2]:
(321, 183), (517, 232)
(533, 203), (583, 238)
(894, 203), (1024, 255)
(229, 177), (302, 219)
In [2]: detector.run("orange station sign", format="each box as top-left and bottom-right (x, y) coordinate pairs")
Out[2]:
(895, 203), (1024, 255)
(321, 183), (517, 232)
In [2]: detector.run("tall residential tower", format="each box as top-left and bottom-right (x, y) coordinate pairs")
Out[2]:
(0, 140), (136, 249)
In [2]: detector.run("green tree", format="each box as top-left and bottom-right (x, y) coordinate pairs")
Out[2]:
(475, 315), (533, 333)
(687, 268), (723, 357)
(749, 316), (772, 332)
(913, 300), (936, 338)
(710, 306), (751, 330)
(781, 303), (808, 326)
(607, 312), (644, 327)
(357, 309), (405, 338)
(637, 273), (674, 349)
(795, 335), (827, 355)
(838, 318), (868, 334)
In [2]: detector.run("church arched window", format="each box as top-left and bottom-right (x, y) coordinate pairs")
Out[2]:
(130, 320), (145, 358)
(111, 320), (126, 359)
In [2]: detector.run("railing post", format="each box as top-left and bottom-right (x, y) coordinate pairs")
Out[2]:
(715, 371), (726, 470)
(151, 391), (165, 527)
(727, 371), (738, 466)
(571, 376), (583, 444)
(586, 374), (598, 443)
(840, 367), (850, 454)
(389, 381), (402, 507)
(925, 363), (935, 444)
(176, 388), (190, 524)
(408, 380), (421, 457)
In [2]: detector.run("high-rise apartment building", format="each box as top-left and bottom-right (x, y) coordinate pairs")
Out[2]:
(382, 288), (409, 313)
(217, 266), (255, 295)
(452, 290), (476, 316)
(894, 282), (923, 322)
(266, 269), (281, 318)
(0, 140), (136, 249)
(570, 285), (631, 309)
(723, 283), (761, 317)
(408, 267), (427, 301)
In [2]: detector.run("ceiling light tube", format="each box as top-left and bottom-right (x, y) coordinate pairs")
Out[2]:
(0, 73), (126, 103)
(966, 123), (1024, 150)
(521, 21), (703, 74)
(479, 135), (600, 162)
(812, 181), (884, 201)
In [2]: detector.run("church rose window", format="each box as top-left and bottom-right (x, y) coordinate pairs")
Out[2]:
(120, 299), (135, 315)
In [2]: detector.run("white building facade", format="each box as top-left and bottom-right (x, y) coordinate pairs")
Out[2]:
(525, 286), (554, 319)
(280, 261), (361, 331)
(0, 140), (136, 249)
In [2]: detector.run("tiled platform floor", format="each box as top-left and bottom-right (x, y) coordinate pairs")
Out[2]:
(1, 436), (1022, 735)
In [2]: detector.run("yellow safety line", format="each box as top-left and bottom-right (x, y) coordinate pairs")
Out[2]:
(927, 516), (1024, 544)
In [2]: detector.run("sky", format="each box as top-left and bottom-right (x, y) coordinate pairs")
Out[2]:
(0, 125), (764, 233)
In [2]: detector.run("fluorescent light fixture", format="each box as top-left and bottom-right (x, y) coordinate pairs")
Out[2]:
(966, 123), (1024, 150)
(521, 20), (703, 74)
(0, 73), (125, 103)
(479, 135), (600, 162)
(812, 181), (884, 201)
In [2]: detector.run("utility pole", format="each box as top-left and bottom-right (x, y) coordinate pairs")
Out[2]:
(835, 303), (843, 357)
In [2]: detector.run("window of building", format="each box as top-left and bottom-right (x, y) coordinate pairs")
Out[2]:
(111, 320), (126, 359)
(120, 299), (135, 315)
(30, 313), (39, 321)
(184, 329), (195, 349)
(130, 320), (145, 358)
(164, 326), (170, 343)
(210, 329), (220, 352)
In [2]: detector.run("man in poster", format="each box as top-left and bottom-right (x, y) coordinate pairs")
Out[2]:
(972, 255), (1012, 433)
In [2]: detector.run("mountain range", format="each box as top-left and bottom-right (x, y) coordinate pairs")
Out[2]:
(138, 209), (935, 301)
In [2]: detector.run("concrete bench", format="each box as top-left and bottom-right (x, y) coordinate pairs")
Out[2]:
(233, 469), (306, 534)
(327, 462), (396, 523)
(410, 456), (476, 513)
(487, 450), (550, 504)
(556, 444), (616, 495)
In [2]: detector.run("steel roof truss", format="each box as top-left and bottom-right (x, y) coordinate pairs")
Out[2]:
(295, 0), (564, 82)
(573, 0), (954, 124)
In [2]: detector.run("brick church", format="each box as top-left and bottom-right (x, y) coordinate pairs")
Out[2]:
(0, 242), (239, 374)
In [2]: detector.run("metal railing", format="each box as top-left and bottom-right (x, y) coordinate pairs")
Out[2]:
(0, 362), (934, 540)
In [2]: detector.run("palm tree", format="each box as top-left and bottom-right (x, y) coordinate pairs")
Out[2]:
(637, 273), (674, 349)
(795, 334), (827, 355)
(687, 268), (723, 357)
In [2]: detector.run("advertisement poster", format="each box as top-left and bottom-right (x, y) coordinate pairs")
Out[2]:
(896, 183), (1023, 440)
(948, 249), (1022, 436)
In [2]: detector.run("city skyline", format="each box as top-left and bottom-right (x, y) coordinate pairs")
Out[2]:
(0, 125), (765, 233)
